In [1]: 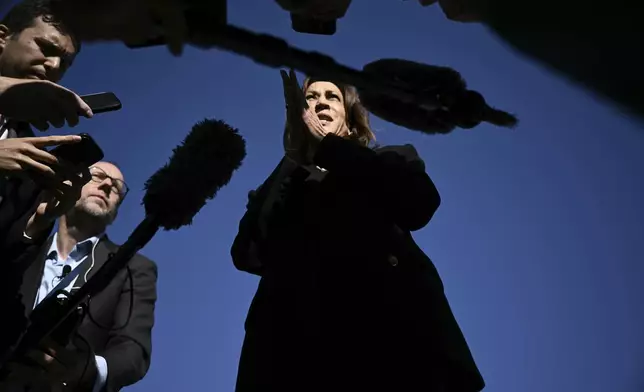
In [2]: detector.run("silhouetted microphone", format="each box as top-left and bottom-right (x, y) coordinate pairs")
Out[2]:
(0, 119), (247, 370)
(360, 59), (518, 134)
(125, 25), (517, 133)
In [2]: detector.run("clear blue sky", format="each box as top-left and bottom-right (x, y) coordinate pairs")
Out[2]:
(3, 1), (644, 391)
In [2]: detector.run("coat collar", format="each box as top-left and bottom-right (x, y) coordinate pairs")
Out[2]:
(20, 234), (120, 316)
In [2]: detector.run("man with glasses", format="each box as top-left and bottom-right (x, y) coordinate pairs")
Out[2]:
(3, 161), (158, 392)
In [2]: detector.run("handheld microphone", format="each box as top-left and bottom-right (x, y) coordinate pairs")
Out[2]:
(0, 118), (247, 371)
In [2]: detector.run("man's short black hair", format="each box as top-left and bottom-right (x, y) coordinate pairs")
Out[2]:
(1, 0), (81, 52)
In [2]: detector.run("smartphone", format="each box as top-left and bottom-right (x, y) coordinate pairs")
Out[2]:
(49, 133), (104, 168)
(30, 134), (104, 189)
(80, 92), (122, 114)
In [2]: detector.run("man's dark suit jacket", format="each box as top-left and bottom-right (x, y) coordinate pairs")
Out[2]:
(232, 134), (485, 392)
(0, 122), (158, 391)
(22, 235), (158, 391)
(2, 232), (158, 392)
(0, 121), (52, 261)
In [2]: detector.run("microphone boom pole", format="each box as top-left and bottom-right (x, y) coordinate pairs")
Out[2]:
(0, 119), (247, 373)
(130, 24), (441, 112)
(129, 24), (517, 131)
(0, 217), (159, 369)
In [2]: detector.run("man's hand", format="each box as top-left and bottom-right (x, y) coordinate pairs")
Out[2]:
(21, 339), (91, 390)
(0, 77), (93, 131)
(51, 0), (189, 56)
(25, 169), (88, 239)
(0, 135), (81, 178)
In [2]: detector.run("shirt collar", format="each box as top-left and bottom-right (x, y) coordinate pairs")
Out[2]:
(47, 232), (103, 262)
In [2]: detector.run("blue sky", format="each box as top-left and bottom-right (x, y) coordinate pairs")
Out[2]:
(3, 1), (644, 391)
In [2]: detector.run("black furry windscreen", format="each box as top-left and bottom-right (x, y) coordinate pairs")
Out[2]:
(143, 119), (246, 230)
(360, 59), (518, 134)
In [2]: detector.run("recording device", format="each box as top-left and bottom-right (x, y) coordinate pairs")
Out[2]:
(0, 118), (247, 376)
(49, 133), (104, 168)
(80, 92), (122, 114)
(29, 133), (104, 190)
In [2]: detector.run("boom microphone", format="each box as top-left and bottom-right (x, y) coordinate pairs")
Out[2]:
(144, 118), (247, 230)
(361, 59), (518, 134)
(0, 119), (246, 373)
(126, 24), (516, 133)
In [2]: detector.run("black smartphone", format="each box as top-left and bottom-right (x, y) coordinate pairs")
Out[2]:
(49, 133), (104, 168)
(80, 92), (122, 114)
(30, 134), (104, 189)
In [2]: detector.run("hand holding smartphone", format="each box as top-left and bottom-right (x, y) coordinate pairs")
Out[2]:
(49, 133), (104, 168)
(32, 133), (105, 190)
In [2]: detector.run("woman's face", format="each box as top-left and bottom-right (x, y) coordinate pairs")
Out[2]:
(304, 81), (349, 136)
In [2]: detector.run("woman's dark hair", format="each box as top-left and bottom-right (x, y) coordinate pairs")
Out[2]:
(1, 0), (80, 52)
(283, 77), (376, 159)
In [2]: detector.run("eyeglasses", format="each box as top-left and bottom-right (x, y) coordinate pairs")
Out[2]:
(88, 166), (129, 199)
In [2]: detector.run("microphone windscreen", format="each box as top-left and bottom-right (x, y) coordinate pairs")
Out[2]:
(360, 58), (517, 133)
(143, 119), (246, 230)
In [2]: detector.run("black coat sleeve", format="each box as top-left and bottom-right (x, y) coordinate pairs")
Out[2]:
(230, 158), (294, 276)
(0, 179), (53, 263)
(313, 134), (441, 231)
(230, 189), (266, 276)
(100, 255), (157, 391)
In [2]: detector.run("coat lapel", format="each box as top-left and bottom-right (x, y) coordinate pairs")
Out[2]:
(21, 235), (119, 316)
(20, 236), (54, 317)
(83, 236), (118, 285)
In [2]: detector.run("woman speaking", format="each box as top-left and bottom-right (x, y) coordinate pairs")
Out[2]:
(231, 70), (484, 392)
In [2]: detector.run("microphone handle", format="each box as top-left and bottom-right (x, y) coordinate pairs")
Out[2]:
(0, 216), (160, 371)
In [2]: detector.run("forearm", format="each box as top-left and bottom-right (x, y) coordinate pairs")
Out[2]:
(1, 208), (53, 262)
(230, 168), (288, 275)
(24, 212), (55, 239)
(99, 259), (156, 390)
(101, 342), (150, 391)
(231, 205), (265, 275)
